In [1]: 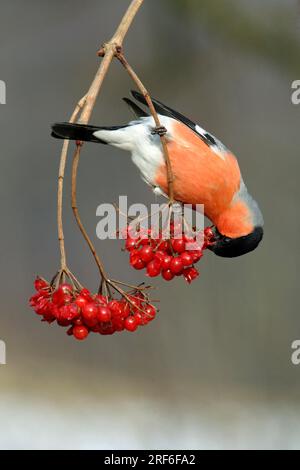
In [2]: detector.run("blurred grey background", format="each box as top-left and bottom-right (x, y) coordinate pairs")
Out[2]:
(0, 0), (300, 450)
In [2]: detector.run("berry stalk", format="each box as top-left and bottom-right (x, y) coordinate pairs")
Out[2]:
(57, 95), (87, 270)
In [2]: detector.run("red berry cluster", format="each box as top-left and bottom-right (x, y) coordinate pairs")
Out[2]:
(125, 225), (215, 283)
(29, 277), (157, 340)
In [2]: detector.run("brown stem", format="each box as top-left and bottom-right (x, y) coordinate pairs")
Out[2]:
(80, 0), (145, 124)
(116, 53), (175, 203)
(110, 279), (152, 291)
(68, 0), (145, 276)
(107, 280), (150, 313)
(71, 144), (108, 280)
(109, 0), (144, 46)
(57, 95), (87, 269)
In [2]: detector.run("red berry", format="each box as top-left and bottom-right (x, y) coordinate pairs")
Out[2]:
(108, 300), (122, 317)
(156, 240), (169, 252)
(154, 250), (166, 263)
(112, 317), (125, 331)
(183, 234), (195, 244)
(80, 288), (92, 301)
(57, 318), (71, 327)
(82, 302), (99, 327)
(203, 227), (215, 248)
(130, 250), (146, 270)
(34, 297), (49, 315)
(127, 296), (142, 312)
(96, 294), (108, 305)
(42, 301), (55, 318)
(161, 254), (172, 270)
(119, 301), (130, 318)
(29, 293), (40, 307)
(75, 295), (88, 309)
(53, 285), (73, 306)
(67, 303), (80, 319)
(144, 305), (156, 321)
(125, 237), (137, 251)
(42, 314), (56, 324)
(190, 250), (203, 263)
(90, 324), (101, 333)
(162, 269), (175, 281)
(180, 251), (193, 267)
(204, 226), (215, 240)
(183, 267), (199, 284)
(172, 238), (186, 253)
(124, 316), (138, 332)
(52, 289), (65, 307)
(62, 293), (73, 305)
(97, 306), (112, 323)
(140, 245), (154, 263)
(51, 304), (60, 319)
(170, 257), (184, 275)
(59, 283), (73, 294)
(134, 312), (145, 325)
(147, 259), (161, 277)
(66, 326), (74, 336)
(59, 304), (79, 322)
(133, 258), (146, 270)
(34, 277), (49, 292)
(140, 237), (150, 246)
(99, 325), (116, 336)
(57, 306), (71, 323)
(73, 325), (89, 340)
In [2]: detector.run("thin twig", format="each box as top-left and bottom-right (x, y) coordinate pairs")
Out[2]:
(110, 279), (153, 290)
(116, 53), (175, 203)
(69, 0), (145, 277)
(57, 95), (87, 269)
(71, 144), (108, 280)
(81, 0), (145, 124)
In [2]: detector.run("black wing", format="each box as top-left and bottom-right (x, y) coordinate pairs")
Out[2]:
(123, 98), (148, 118)
(131, 90), (224, 150)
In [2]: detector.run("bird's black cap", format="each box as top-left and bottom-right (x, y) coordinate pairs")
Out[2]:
(208, 226), (264, 258)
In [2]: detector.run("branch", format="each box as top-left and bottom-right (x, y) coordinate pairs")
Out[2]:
(79, 0), (145, 125)
(116, 53), (175, 203)
(71, 144), (108, 280)
(57, 95), (87, 269)
(57, 0), (145, 271)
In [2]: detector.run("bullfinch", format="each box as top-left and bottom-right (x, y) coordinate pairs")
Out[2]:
(52, 91), (264, 258)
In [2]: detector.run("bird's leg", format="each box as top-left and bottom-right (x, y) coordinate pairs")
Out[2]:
(151, 126), (167, 136)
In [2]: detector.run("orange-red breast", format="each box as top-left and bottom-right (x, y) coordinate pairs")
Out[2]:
(52, 91), (263, 257)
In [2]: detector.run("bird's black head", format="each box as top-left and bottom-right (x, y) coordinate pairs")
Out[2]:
(207, 226), (263, 258)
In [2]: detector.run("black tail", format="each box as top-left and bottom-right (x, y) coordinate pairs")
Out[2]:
(51, 122), (131, 144)
(51, 122), (107, 143)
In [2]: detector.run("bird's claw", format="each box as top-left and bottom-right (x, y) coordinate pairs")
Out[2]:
(151, 126), (167, 137)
